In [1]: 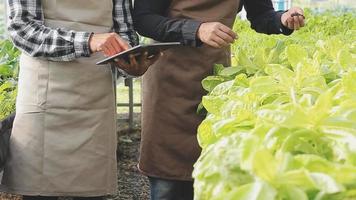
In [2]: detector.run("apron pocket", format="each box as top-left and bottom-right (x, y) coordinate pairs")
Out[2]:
(17, 55), (49, 113)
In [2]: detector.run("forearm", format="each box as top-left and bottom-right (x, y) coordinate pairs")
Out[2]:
(135, 17), (201, 45)
(249, 10), (293, 35)
(7, 0), (91, 61)
(244, 0), (293, 35)
(133, 0), (202, 46)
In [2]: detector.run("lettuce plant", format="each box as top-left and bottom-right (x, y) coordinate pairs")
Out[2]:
(194, 11), (356, 200)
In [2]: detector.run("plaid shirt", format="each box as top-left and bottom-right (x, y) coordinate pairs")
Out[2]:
(7, 0), (139, 62)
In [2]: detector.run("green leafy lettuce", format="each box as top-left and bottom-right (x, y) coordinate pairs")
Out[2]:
(194, 11), (356, 200)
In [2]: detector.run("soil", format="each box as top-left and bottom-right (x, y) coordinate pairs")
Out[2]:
(0, 114), (150, 200)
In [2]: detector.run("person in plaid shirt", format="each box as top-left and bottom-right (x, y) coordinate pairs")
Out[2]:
(7, 0), (138, 61)
(0, 0), (159, 199)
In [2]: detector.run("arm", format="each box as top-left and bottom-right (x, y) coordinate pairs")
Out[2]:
(243, 0), (293, 35)
(133, 0), (237, 48)
(7, 0), (91, 61)
(113, 0), (139, 46)
(133, 0), (202, 46)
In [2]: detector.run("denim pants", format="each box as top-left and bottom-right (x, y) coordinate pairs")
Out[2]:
(149, 177), (194, 200)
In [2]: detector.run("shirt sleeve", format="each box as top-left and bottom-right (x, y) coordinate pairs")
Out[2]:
(113, 0), (139, 47)
(133, 0), (202, 47)
(7, 0), (92, 62)
(243, 0), (293, 35)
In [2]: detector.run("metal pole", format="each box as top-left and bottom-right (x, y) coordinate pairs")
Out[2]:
(125, 78), (134, 131)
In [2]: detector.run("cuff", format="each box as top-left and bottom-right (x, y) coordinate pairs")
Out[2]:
(119, 32), (140, 47)
(276, 11), (294, 36)
(74, 31), (91, 57)
(181, 20), (203, 47)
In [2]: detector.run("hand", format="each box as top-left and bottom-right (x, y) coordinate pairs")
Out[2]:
(116, 52), (162, 76)
(281, 7), (305, 30)
(197, 22), (237, 48)
(89, 33), (130, 56)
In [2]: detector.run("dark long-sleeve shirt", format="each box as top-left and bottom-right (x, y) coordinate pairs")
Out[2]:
(133, 0), (293, 46)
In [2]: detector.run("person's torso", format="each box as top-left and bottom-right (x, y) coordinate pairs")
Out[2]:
(42, 0), (113, 33)
(167, 0), (241, 27)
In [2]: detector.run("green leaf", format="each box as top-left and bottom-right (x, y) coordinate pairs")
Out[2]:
(310, 173), (345, 194)
(227, 181), (277, 200)
(219, 66), (243, 77)
(286, 44), (308, 69)
(202, 76), (227, 92)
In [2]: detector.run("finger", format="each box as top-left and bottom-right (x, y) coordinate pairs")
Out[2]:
(208, 41), (220, 49)
(139, 51), (149, 71)
(287, 17), (294, 29)
(216, 30), (235, 44)
(115, 35), (130, 50)
(133, 54), (141, 72)
(110, 37), (123, 54)
(296, 7), (304, 15)
(299, 16), (305, 27)
(218, 24), (237, 39)
(129, 54), (138, 67)
(107, 42), (119, 56)
(116, 59), (130, 70)
(293, 16), (300, 30)
(140, 51), (149, 64)
(212, 35), (229, 47)
(102, 46), (111, 57)
(291, 8), (304, 18)
(102, 40), (116, 56)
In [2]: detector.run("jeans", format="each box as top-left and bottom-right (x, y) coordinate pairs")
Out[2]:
(148, 177), (194, 200)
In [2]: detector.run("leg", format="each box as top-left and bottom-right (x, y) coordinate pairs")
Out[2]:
(149, 177), (179, 200)
(0, 113), (15, 132)
(179, 181), (194, 200)
(22, 196), (58, 200)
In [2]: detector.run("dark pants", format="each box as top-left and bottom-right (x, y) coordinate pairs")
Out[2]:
(148, 177), (194, 200)
(22, 196), (104, 200)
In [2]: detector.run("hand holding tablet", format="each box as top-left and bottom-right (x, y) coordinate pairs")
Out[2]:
(96, 42), (182, 65)
(115, 51), (162, 76)
(96, 42), (181, 76)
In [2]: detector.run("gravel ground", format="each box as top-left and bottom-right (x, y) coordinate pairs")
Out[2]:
(113, 128), (150, 200)
(0, 114), (150, 200)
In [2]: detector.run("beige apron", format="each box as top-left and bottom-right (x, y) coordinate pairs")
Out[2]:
(140, 0), (240, 181)
(1, 0), (117, 196)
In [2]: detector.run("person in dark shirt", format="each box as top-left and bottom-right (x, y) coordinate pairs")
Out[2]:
(134, 0), (305, 200)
